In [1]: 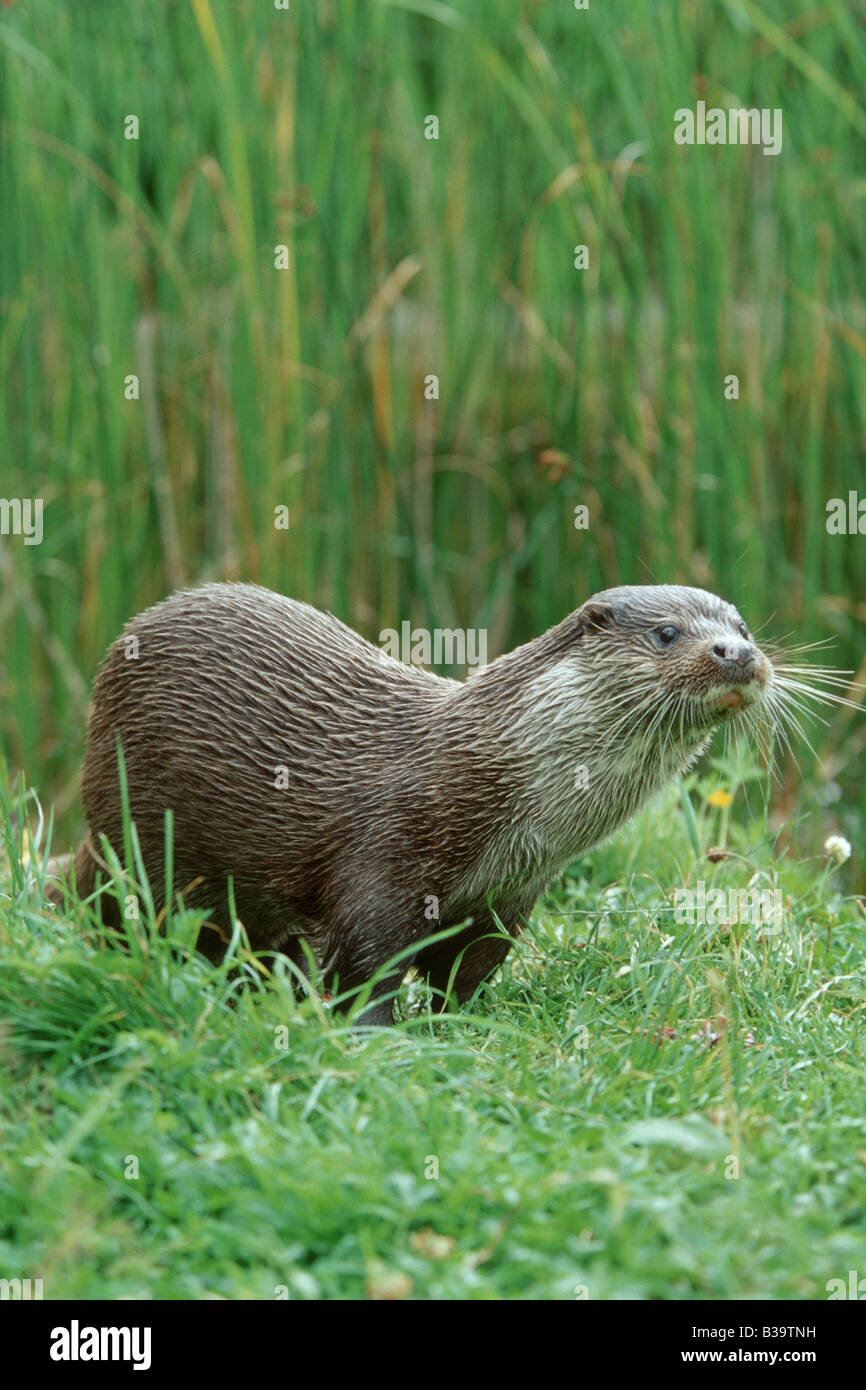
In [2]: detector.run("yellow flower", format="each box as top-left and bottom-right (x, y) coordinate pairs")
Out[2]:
(707, 790), (733, 808)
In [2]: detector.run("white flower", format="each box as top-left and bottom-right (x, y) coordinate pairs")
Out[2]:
(824, 835), (852, 865)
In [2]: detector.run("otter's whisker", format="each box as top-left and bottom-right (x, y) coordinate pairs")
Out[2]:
(772, 678), (864, 714)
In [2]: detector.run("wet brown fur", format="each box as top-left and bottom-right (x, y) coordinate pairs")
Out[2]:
(48, 582), (773, 1023)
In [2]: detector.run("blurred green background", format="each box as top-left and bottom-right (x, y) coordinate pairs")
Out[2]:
(1, 0), (864, 840)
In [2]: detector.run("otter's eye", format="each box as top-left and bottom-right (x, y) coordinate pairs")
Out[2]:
(737, 621), (749, 639)
(655, 625), (680, 647)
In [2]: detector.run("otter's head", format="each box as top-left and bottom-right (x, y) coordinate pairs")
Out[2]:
(487, 583), (857, 776)
(572, 584), (773, 746)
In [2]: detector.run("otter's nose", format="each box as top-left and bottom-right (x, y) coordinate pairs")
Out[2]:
(712, 641), (756, 671)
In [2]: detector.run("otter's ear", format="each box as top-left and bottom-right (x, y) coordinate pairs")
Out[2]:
(575, 600), (617, 636)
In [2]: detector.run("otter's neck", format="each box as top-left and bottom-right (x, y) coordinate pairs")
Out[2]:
(441, 647), (713, 887)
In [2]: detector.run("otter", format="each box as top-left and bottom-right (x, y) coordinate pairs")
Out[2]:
(50, 583), (777, 1024)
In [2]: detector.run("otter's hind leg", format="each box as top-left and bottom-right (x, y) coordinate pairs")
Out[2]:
(43, 839), (98, 909)
(43, 851), (73, 905)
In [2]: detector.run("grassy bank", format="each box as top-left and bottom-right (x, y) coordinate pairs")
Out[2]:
(2, 760), (864, 1299)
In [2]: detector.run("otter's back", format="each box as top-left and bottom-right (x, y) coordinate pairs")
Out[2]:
(81, 584), (449, 928)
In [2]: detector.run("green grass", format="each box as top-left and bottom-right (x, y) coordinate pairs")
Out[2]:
(1, 0), (865, 837)
(2, 758), (864, 1300)
(1, 0), (864, 1302)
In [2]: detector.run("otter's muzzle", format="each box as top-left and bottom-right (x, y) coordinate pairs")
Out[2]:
(711, 641), (757, 678)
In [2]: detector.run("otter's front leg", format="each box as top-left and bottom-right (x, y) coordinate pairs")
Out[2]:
(320, 929), (405, 1027)
(413, 925), (513, 1013)
(319, 872), (421, 1025)
(352, 994), (397, 1027)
